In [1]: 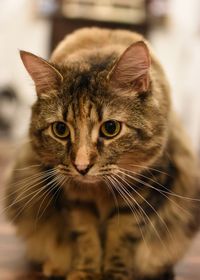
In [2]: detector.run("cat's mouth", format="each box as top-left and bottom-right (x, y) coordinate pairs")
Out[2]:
(56, 164), (103, 183)
(56, 164), (107, 185)
(73, 174), (102, 184)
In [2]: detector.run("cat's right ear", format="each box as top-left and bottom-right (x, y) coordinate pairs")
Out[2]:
(20, 51), (63, 96)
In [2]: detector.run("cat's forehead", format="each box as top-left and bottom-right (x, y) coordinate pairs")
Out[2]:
(66, 95), (102, 125)
(61, 65), (110, 124)
(60, 72), (133, 126)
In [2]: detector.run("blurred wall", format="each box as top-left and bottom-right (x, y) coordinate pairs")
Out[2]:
(150, 0), (200, 153)
(0, 0), (51, 139)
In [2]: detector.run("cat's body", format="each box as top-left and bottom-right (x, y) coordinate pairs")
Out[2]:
(5, 28), (200, 280)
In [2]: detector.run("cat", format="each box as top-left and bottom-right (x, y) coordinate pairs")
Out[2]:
(5, 27), (200, 280)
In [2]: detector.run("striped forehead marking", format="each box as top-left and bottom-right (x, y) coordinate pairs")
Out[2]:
(66, 96), (101, 124)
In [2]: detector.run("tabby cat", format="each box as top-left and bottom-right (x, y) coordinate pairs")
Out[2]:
(5, 28), (200, 280)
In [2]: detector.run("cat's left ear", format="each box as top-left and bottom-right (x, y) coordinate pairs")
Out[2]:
(108, 41), (150, 92)
(20, 51), (63, 95)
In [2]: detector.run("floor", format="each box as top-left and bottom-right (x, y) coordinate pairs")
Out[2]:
(0, 140), (200, 280)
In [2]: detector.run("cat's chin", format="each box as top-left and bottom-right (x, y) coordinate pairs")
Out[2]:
(73, 175), (102, 185)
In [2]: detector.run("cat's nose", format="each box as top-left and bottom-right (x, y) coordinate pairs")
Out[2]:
(73, 145), (93, 175)
(74, 164), (92, 175)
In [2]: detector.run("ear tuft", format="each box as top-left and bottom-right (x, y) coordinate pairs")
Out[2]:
(20, 50), (63, 95)
(109, 41), (151, 92)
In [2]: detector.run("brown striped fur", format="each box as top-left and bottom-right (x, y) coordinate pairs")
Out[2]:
(5, 28), (200, 280)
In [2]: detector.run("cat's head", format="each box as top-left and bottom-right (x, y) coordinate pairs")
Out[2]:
(20, 41), (170, 185)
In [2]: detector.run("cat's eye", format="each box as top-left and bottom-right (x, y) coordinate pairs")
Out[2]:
(52, 122), (70, 139)
(100, 120), (121, 138)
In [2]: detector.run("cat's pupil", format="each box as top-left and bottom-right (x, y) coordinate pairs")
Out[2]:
(56, 122), (67, 135)
(104, 121), (117, 134)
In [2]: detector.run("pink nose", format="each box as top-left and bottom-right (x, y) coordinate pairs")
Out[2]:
(76, 164), (89, 171)
(73, 164), (92, 175)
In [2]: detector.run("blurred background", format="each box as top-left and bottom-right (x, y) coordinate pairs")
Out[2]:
(0, 0), (200, 153)
(0, 1), (200, 278)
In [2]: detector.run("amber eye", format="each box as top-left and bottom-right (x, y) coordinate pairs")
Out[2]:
(100, 120), (121, 138)
(52, 122), (70, 139)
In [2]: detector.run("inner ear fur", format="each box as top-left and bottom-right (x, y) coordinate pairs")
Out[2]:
(20, 50), (63, 95)
(109, 41), (151, 92)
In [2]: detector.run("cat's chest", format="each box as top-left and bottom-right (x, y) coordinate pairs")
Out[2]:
(63, 184), (114, 221)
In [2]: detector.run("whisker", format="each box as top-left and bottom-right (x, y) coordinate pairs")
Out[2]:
(1, 169), (56, 204)
(122, 163), (170, 177)
(13, 164), (42, 171)
(111, 174), (171, 256)
(117, 169), (193, 218)
(102, 175), (120, 225)
(108, 175), (149, 250)
(9, 171), (56, 205)
(118, 167), (200, 202)
(8, 175), (60, 224)
(1, 175), (42, 204)
(35, 175), (66, 225)
(39, 175), (66, 219)
(115, 172), (175, 243)
(1, 171), (56, 218)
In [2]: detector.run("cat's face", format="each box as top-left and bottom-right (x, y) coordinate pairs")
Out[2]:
(21, 42), (169, 185)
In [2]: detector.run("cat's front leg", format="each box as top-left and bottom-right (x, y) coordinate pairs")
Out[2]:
(102, 214), (140, 280)
(41, 239), (71, 278)
(66, 207), (102, 280)
(103, 214), (175, 280)
(22, 216), (71, 278)
(139, 270), (174, 280)
(67, 271), (101, 280)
